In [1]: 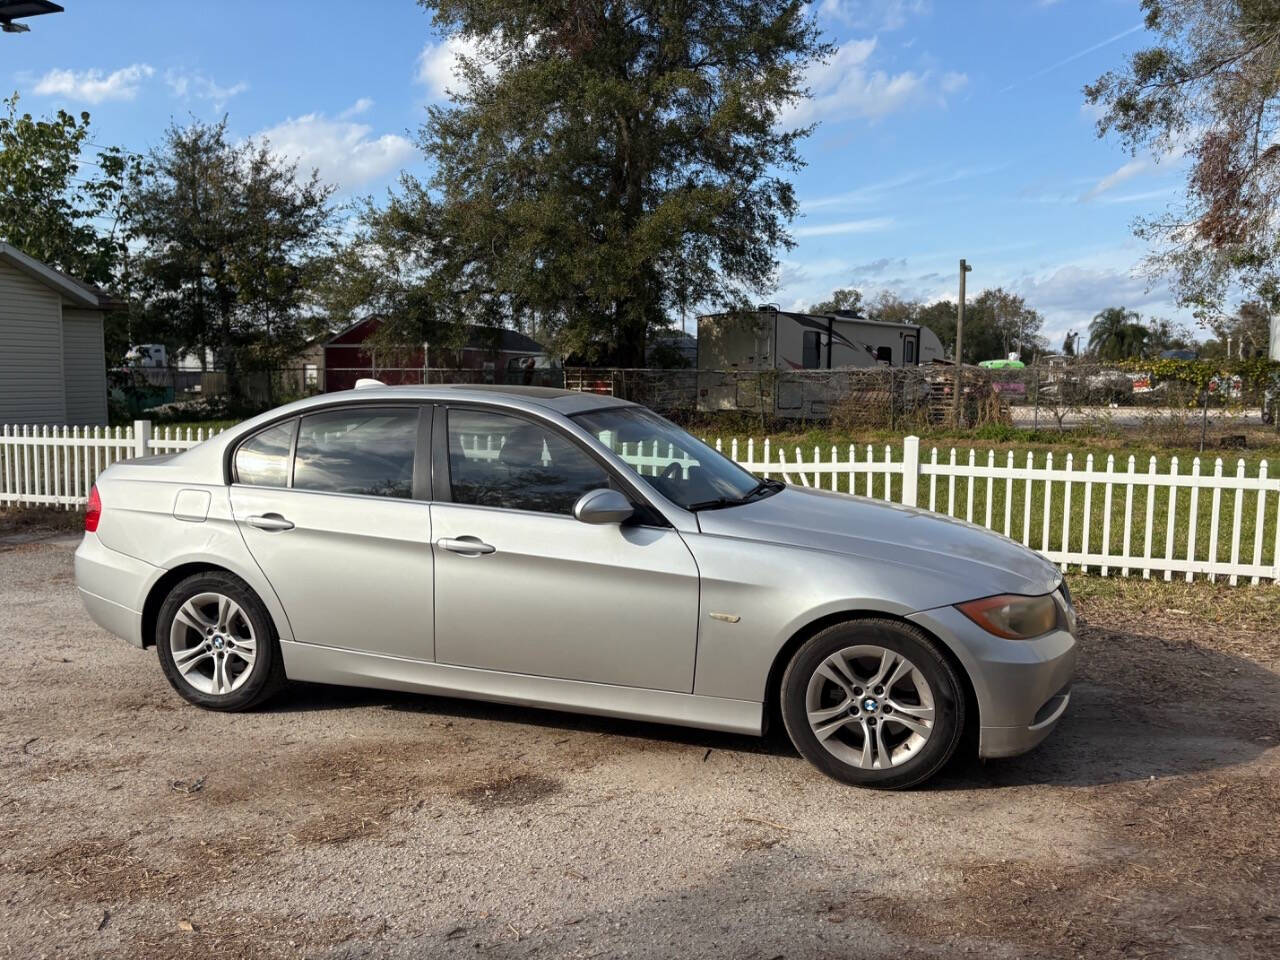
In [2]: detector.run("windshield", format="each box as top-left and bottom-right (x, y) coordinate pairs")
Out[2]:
(571, 406), (778, 511)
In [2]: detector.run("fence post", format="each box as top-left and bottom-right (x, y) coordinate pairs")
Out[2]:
(133, 419), (152, 459)
(901, 435), (920, 506)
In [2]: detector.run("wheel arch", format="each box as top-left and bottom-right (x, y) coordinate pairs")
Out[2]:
(141, 562), (286, 650)
(762, 609), (980, 748)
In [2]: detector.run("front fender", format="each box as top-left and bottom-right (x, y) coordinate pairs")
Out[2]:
(686, 534), (949, 702)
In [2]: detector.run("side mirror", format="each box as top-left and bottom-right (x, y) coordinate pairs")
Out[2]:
(573, 488), (634, 525)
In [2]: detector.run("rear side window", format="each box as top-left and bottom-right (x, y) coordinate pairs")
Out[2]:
(235, 420), (296, 488)
(293, 408), (417, 498)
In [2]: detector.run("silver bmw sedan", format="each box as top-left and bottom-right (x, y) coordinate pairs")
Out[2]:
(75, 384), (1076, 789)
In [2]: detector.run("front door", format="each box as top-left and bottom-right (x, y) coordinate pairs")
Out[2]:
(229, 404), (435, 661)
(432, 406), (700, 692)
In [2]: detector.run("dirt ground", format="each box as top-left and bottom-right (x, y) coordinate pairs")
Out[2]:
(1, 534), (1277, 960)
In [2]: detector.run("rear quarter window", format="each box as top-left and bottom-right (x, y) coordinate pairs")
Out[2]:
(234, 420), (296, 487)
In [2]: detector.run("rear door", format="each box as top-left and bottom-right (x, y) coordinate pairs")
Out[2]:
(229, 403), (435, 661)
(430, 405), (700, 691)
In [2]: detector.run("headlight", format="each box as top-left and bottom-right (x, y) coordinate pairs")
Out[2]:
(956, 593), (1059, 640)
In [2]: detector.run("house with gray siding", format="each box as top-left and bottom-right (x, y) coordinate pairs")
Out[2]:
(0, 243), (112, 425)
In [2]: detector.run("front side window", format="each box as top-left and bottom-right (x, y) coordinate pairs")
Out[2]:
(572, 406), (768, 511)
(293, 408), (417, 498)
(447, 409), (609, 515)
(234, 420), (296, 488)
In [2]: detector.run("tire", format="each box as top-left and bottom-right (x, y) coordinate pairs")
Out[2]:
(780, 618), (966, 790)
(155, 571), (286, 711)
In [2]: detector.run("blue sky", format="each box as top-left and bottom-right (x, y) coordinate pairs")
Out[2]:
(4, 0), (1189, 349)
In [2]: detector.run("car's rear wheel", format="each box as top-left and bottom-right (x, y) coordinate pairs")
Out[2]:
(155, 571), (285, 711)
(780, 618), (965, 789)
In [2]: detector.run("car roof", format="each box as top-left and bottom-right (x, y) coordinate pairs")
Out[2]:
(284, 383), (633, 416)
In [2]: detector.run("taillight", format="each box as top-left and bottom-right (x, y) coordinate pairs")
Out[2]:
(85, 486), (102, 533)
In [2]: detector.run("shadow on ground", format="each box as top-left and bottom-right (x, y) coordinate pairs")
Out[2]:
(258, 622), (1280, 791)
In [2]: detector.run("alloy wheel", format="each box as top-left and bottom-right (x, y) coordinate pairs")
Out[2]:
(168, 591), (258, 696)
(804, 644), (935, 770)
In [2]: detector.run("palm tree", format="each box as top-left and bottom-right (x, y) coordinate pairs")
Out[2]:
(1088, 307), (1143, 359)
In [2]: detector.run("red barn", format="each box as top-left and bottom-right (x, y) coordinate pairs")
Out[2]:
(323, 317), (549, 392)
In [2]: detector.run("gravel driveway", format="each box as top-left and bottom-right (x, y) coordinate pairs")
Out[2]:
(1, 535), (1277, 959)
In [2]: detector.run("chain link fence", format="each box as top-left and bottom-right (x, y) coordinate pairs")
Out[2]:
(114, 361), (1280, 441)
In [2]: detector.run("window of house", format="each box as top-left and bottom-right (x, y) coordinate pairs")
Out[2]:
(447, 409), (609, 515)
(303, 363), (318, 387)
(904, 340), (915, 364)
(875, 346), (892, 364)
(292, 408), (417, 498)
(802, 330), (823, 369)
(234, 420), (296, 488)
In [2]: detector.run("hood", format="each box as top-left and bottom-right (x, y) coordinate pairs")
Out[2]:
(694, 485), (1061, 600)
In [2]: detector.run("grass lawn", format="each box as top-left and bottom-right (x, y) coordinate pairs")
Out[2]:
(681, 421), (1280, 579)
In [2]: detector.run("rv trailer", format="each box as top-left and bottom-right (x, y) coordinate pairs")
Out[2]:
(696, 308), (946, 417)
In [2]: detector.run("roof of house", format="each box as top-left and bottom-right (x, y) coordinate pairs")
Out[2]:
(0, 242), (117, 309)
(326, 315), (546, 353)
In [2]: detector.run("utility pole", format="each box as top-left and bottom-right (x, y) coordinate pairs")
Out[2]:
(952, 259), (972, 426)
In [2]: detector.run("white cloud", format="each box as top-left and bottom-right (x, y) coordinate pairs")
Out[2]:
(819, 0), (931, 32)
(1010, 264), (1159, 313)
(254, 104), (416, 191)
(340, 97), (375, 118)
(940, 71), (968, 95)
(793, 217), (894, 237)
(1004, 261), (1192, 345)
(164, 70), (248, 110)
(33, 63), (154, 103)
(415, 34), (489, 100)
(784, 38), (966, 125)
(1081, 158), (1150, 201)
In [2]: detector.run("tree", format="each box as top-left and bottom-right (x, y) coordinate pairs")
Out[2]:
(864, 290), (917, 325)
(339, 0), (830, 365)
(0, 94), (139, 362)
(958, 289), (1045, 363)
(1146, 316), (1195, 352)
(0, 93), (135, 286)
(1201, 299), (1272, 357)
(915, 300), (958, 357)
(1088, 306), (1150, 360)
(128, 119), (336, 403)
(1085, 1), (1280, 313)
(808, 288), (863, 315)
(1061, 331), (1076, 356)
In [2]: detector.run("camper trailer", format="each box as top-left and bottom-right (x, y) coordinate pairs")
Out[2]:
(698, 308), (944, 372)
(695, 308), (946, 417)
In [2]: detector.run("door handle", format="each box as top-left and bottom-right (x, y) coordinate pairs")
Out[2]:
(438, 536), (495, 556)
(245, 513), (295, 531)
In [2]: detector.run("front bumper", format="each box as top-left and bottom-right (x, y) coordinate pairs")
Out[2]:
(907, 603), (1078, 759)
(74, 533), (157, 647)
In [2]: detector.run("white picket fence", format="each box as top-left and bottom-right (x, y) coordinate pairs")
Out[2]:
(0, 421), (223, 509)
(3, 421), (1278, 585)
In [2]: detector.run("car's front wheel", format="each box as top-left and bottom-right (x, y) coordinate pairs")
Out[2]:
(155, 571), (285, 711)
(780, 618), (966, 789)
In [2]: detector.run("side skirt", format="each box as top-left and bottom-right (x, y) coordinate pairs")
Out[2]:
(279, 640), (764, 736)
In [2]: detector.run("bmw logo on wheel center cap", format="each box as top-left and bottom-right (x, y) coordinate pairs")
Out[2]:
(862, 698), (879, 712)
